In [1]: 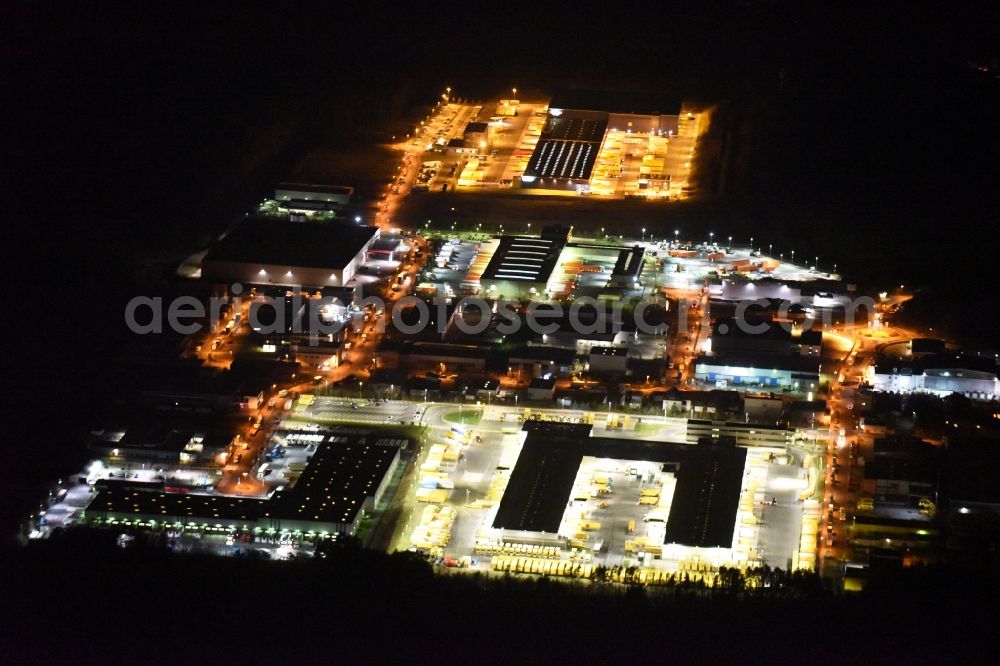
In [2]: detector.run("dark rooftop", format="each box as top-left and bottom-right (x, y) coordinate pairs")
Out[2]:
(528, 376), (557, 389)
(89, 432), (404, 528)
(541, 115), (608, 142)
(493, 422), (746, 548)
(481, 235), (566, 283)
(404, 341), (496, 359)
(550, 89), (682, 116)
(612, 246), (645, 277)
(696, 353), (822, 375)
(712, 317), (792, 342)
(590, 346), (628, 357)
(277, 199), (338, 212)
(873, 353), (999, 377)
(276, 182), (354, 197)
(507, 345), (576, 364)
(91, 486), (265, 523)
(662, 388), (743, 411)
(266, 435), (401, 525)
(205, 218), (377, 270)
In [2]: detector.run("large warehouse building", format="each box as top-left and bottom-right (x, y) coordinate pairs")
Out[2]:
(490, 422), (747, 551)
(478, 235), (567, 299)
(694, 353), (823, 390)
(522, 89), (682, 192)
(468, 228), (647, 300)
(85, 431), (403, 536)
(274, 182), (354, 207)
(202, 218), (379, 288)
(868, 353), (999, 401)
(521, 111), (608, 191)
(549, 89), (682, 136)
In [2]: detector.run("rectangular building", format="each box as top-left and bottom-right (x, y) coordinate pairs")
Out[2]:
(491, 422), (746, 550)
(85, 431), (403, 536)
(479, 235), (567, 299)
(202, 219), (379, 288)
(685, 419), (794, 448)
(274, 183), (354, 207)
(694, 353), (822, 390)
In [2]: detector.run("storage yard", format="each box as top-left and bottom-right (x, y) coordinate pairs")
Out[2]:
(378, 403), (815, 583)
(395, 93), (704, 200)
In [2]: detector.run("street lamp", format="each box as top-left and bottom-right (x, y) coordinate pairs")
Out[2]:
(709, 231), (714, 244)
(642, 228), (646, 241)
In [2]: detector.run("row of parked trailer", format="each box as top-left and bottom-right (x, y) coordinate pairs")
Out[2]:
(475, 541), (561, 558)
(490, 556), (721, 587)
(491, 556), (594, 579)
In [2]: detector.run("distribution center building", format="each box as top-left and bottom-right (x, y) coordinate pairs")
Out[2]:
(202, 218), (379, 288)
(522, 89), (682, 192)
(489, 422), (748, 552)
(85, 432), (403, 537)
